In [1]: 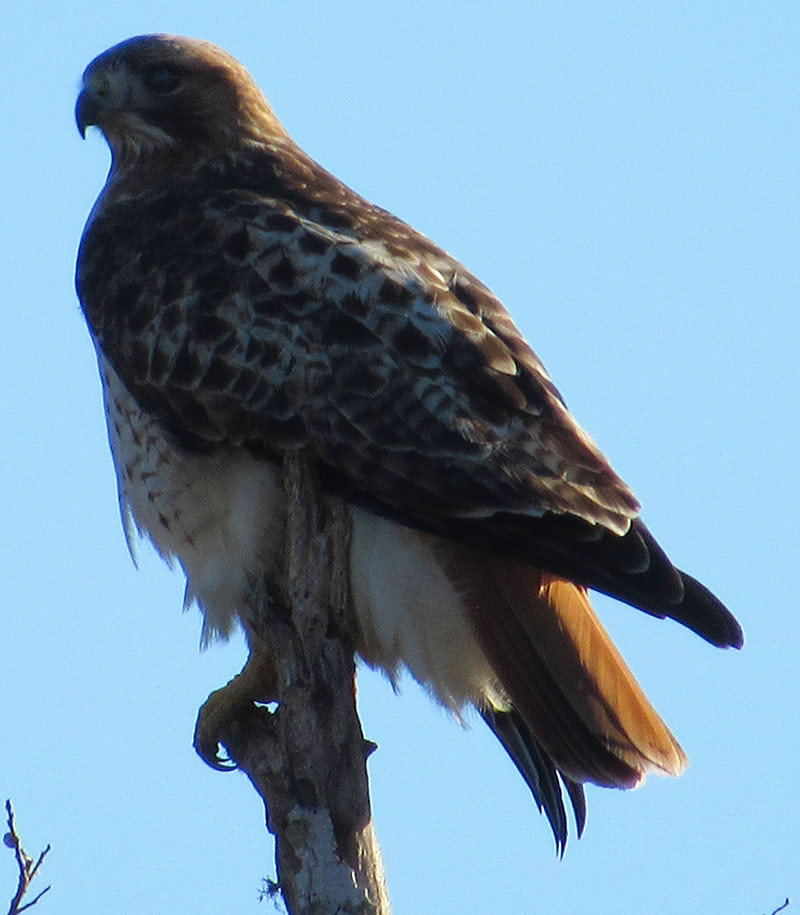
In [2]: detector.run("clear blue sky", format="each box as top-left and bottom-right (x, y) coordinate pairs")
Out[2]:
(2, 3), (798, 913)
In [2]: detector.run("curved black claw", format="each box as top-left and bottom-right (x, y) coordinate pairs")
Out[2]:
(193, 688), (239, 771)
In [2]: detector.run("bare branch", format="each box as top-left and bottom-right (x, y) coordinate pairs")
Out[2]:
(4, 801), (51, 915)
(218, 454), (391, 914)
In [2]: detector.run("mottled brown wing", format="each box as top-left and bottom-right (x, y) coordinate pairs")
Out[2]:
(78, 183), (633, 512)
(76, 178), (741, 648)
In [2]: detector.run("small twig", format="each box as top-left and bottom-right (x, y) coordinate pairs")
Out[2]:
(258, 877), (286, 911)
(4, 800), (51, 915)
(769, 899), (790, 915)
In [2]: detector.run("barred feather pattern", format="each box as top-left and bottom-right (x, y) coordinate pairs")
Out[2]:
(76, 34), (742, 849)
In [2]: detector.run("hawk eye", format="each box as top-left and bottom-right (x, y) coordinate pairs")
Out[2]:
(144, 65), (183, 94)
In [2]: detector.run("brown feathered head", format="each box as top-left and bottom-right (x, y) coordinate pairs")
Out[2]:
(76, 34), (289, 168)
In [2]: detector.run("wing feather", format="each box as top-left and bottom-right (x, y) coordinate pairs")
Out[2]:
(77, 149), (741, 649)
(78, 177), (637, 530)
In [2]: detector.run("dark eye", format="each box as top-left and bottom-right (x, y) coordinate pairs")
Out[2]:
(144, 65), (183, 94)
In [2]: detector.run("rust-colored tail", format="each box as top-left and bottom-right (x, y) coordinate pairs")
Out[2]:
(442, 548), (687, 849)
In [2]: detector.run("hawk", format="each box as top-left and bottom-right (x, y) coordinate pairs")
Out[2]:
(75, 34), (742, 850)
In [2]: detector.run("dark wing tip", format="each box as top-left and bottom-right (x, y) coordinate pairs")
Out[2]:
(583, 521), (743, 649)
(561, 776), (587, 838)
(675, 571), (744, 649)
(480, 706), (585, 856)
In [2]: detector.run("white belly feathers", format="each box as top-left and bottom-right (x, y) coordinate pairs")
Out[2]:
(100, 358), (501, 713)
(100, 358), (284, 643)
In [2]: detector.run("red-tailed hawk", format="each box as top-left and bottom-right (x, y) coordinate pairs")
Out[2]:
(75, 34), (742, 850)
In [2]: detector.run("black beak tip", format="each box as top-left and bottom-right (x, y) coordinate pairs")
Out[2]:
(75, 89), (97, 139)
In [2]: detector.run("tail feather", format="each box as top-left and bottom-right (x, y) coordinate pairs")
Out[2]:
(440, 545), (687, 846)
(481, 705), (585, 855)
(490, 563), (688, 779)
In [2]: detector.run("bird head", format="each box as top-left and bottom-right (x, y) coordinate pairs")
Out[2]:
(76, 34), (289, 168)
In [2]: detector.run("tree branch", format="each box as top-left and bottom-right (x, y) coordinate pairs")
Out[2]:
(219, 453), (391, 914)
(4, 800), (51, 915)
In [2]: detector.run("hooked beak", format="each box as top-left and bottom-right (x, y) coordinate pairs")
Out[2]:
(75, 88), (100, 139)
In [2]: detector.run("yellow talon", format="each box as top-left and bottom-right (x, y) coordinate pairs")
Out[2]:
(193, 649), (277, 770)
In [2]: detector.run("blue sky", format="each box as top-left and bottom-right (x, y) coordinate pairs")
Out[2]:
(2, 3), (798, 913)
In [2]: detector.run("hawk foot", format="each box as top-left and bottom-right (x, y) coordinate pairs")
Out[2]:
(194, 652), (276, 771)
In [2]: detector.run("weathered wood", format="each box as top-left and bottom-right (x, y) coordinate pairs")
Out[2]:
(219, 454), (391, 914)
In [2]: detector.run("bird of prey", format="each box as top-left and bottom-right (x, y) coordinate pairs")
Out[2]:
(75, 34), (742, 851)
